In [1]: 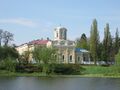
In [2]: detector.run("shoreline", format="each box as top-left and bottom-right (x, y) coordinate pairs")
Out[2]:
(0, 72), (120, 78)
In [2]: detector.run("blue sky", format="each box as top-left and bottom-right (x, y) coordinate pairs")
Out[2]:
(0, 0), (120, 45)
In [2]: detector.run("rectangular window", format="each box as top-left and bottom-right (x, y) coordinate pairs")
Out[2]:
(78, 56), (80, 62)
(69, 55), (72, 62)
(57, 33), (58, 37)
(62, 55), (64, 62)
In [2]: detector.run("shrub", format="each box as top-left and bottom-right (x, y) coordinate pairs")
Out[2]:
(16, 64), (42, 73)
(51, 64), (84, 75)
(0, 57), (17, 72)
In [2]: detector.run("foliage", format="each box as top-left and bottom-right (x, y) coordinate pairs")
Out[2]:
(0, 46), (19, 60)
(103, 23), (113, 62)
(0, 57), (17, 72)
(90, 19), (100, 64)
(18, 51), (31, 65)
(3, 31), (14, 46)
(16, 64), (42, 73)
(76, 33), (88, 49)
(97, 43), (104, 61)
(0, 46), (19, 72)
(0, 29), (3, 46)
(52, 64), (84, 75)
(114, 28), (120, 54)
(33, 47), (57, 74)
(0, 29), (14, 46)
(115, 49), (120, 66)
(33, 47), (57, 64)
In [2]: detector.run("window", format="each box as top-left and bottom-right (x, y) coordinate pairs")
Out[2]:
(60, 41), (65, 45)
(62, 55), (64, 62)
(69, 55), (72, 62)
(55, 55), (57, 59)
(57, 32), (58, 37)
(78, 56), (80, 62)
(64, 31), (66, 40)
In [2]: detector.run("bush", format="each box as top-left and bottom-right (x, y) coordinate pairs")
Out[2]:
(50, 64), (84, 75)
(16, 64), (42, 73)
(0, 57), (17, 72)
(0, 46), (19, 60)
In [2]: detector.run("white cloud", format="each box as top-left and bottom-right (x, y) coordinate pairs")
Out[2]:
(0, 18), (38, 27)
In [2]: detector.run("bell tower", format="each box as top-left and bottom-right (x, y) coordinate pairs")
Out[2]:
(54, 26), (67, 41)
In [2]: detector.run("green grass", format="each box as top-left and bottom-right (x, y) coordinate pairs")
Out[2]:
(0, 66), (120, 78)
(0, 70), (47, 77)
(82, 65), (120, 77)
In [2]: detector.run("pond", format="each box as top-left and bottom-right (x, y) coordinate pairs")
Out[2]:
(0, 77), (120, 90)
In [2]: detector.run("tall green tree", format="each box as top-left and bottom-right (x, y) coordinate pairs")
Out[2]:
(103, 23), (112, 62)
(97, 42), (104, 61)
(76, 33), (88, 49)
(114, 28), (120, 54)
(90, 19), (100, 65)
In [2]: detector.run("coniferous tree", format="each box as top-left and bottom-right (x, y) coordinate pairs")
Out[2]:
(80, 33), (88, 49)
(76, 33), (88, 49)
(90, 19), (100, 65)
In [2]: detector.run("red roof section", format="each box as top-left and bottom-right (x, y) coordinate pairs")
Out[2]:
(29, 39), (49, 45)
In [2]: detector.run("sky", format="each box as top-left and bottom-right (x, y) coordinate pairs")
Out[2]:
(0, 0), (120, 45)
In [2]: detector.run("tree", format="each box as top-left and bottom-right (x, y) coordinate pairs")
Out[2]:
(115, 49), (120, 66)
(3, 31), (14, 46)
(90, 19), (100, 65)
(97, 42), (104, 61)
(0, 29), (3, 46)
(0, 46), (19, 60)
(76, 33), (88, 49)
(103, 23), (112, 63)
(114, 28), (120, 54)
(76, 38), (81, 48)
(33, 46), (57, 74)
(18, 51), (31, 64)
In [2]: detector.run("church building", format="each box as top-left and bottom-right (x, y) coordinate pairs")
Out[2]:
(16, 26), (91, 64)
(48, 26), (91, 64)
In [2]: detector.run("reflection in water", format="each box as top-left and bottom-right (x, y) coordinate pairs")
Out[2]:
(0, 77), (120, 90)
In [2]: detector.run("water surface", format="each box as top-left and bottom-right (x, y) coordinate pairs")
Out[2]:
(0, 77), (120, 90)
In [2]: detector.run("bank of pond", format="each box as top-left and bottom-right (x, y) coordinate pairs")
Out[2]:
(0, 62), (120, 78)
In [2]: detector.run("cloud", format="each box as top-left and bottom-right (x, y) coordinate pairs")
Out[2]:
(0, 18), (38, 27)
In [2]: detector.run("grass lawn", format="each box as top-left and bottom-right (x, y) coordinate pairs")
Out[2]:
(82, 65), (120, 78)
(0, 70), (47, 77)
(0, 65), (120, 78)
